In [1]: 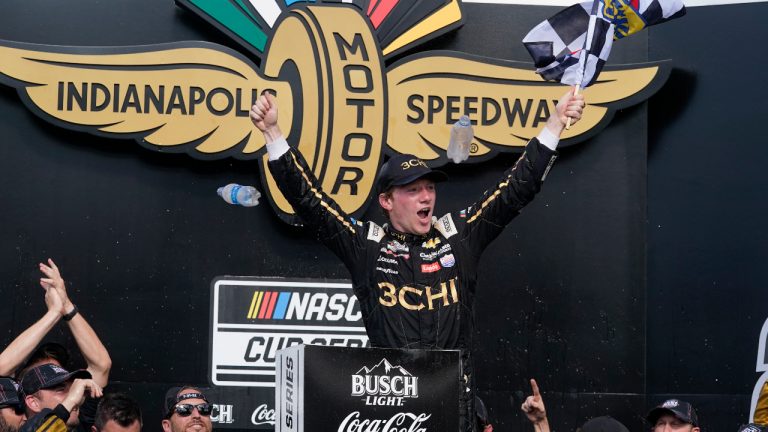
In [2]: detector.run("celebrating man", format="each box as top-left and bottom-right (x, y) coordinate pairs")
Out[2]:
(250, 88), (584, 431)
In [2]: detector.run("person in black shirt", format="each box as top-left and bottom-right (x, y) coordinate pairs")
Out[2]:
(251, 89), (584, 431)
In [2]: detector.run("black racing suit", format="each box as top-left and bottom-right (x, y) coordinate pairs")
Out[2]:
(268, 137), (557, 432)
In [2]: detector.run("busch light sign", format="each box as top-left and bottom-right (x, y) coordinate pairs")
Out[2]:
(275, 345), (460, 432)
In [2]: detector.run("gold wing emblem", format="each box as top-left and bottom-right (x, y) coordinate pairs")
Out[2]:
(386, 52), (669, 161)
(756, 380), (768, 424)
(0, 40), (291, 159)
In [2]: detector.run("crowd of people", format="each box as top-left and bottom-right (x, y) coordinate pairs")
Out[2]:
(0, 258), (764, 432)
(519, 378), (768, 432)
(0, 261), (215, 432)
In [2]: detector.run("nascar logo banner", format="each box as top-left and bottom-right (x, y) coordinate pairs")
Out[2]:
(209, 277), (369, 388)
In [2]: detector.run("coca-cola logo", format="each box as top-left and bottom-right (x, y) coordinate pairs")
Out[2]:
(338, 411), (431, 432)
(250, 404), (275, 426)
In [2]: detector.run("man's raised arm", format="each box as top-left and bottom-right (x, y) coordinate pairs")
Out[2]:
(521, 379), (550, 432)
(250, 92), (289, 160)
(0, 273), (64, 375)
(535, 86), (585, 151)
(39, 259), (112, 387)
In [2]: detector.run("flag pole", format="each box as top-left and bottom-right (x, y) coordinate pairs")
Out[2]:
(566, 0), (601, 130)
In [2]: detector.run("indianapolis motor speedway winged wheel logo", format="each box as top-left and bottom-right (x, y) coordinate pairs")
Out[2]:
(0, 0), (669, 224)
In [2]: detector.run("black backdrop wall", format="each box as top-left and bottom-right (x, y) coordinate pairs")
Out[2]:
(0, 1), (765, 431)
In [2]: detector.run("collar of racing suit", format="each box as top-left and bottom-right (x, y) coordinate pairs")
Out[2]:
(383, 223), (433, 244)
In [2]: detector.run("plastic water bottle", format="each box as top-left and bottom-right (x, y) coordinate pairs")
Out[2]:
(447, 115), (474, 163)
(217, 183), (261, 207)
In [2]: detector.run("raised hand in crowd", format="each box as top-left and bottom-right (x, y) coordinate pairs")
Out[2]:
(0, 259), (111, 387)
(0, 261), (67, 376)
(38, 259), (111, 386)
(61, 378), (104, 413)
(42, 273), (65, 316)
(39, 259), (73, 316)
(521, 379), (550, 432)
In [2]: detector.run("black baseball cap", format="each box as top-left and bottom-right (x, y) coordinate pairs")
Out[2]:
(579, 416), (630, 432)
(0, 378), (21, 409)
(20, 363), (91, 396)
(376, 154), (447, 193)
(163, 386), (209, 419)
(646, 399), (699, 427)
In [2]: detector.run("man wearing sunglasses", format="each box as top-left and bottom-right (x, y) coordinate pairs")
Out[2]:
(0, 378), (25, 432)
(161, 387), (216, 432)
(19, 364), (103, 432)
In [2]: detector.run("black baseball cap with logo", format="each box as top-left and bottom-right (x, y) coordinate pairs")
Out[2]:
(376, 154), (448, 194)
(646, 399), (699, 427)
(0, 378), (22, 410)
(20, 363), (91, 396)
(162, 386), (210, 419)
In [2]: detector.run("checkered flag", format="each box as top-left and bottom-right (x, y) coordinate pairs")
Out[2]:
(523, 0), (685, 87)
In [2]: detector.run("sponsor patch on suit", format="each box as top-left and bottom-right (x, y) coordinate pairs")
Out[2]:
(435, 213), (458, 238)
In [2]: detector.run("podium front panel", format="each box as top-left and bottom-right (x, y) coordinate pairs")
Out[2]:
(276, 345), (460, 432)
